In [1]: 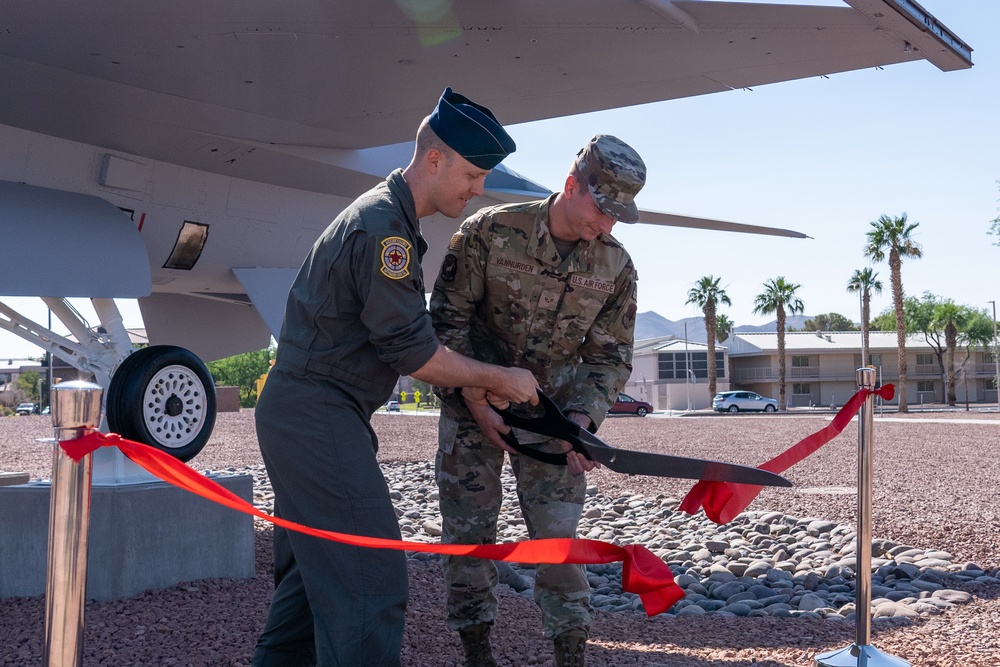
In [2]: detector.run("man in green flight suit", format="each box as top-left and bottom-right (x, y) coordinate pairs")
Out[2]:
(431, 134), (646, 667)
(252, 88), (539, 667)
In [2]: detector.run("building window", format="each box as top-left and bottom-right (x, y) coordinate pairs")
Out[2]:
(791, 355), (811, 367)
(657, 351), (726, 380)
(869, 353), (882, 366)
(793, 383), (811, 395)
(690, 352), (708, 379)
(916, 353), (935, 366)
(917, 380), (935, 393)
(657, 354), (674, 379)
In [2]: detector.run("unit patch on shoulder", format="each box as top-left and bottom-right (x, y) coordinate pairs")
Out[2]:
(441, 254), (458, 282)
(380, 236), (412, 280)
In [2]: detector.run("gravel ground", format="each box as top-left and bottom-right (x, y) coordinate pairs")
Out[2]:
(3, 406), (1000, 666)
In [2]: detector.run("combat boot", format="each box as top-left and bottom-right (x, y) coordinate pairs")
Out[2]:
(458, 623), (497, 667)
(553, 629), (587, 667)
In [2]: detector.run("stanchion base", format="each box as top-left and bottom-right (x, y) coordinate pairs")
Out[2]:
(816, 644), (910, 667)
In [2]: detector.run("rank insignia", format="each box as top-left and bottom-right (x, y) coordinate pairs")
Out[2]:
(380, 236), (412, 279)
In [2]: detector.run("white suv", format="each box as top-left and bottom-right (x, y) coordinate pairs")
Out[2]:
(713, 391), (778, 413)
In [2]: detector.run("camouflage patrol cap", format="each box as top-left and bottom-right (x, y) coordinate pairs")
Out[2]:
(575, 134), (646, 223)
(429, 87), (516, 170)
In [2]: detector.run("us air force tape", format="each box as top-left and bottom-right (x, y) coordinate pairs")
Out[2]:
(380, 236), (412, 279)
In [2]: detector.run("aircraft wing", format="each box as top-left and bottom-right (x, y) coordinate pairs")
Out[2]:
(636, 210), (810, 239)
(0, 0), (973, 359)
(0, 1), (971, 198)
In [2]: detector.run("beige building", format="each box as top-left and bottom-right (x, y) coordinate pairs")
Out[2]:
(625, 331), (999, 411)
(624, 336), (730, 411)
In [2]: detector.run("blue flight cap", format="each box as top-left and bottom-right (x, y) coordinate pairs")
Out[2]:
(428, 87), (516, 170)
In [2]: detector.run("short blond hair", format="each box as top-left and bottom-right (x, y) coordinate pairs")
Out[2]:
(414, 117), (455, 163)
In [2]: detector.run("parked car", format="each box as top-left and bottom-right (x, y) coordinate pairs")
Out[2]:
(713, 391), (778, 413)
(385, 400), (401, 413)
(15, 402), (39, 416)
(608, 393), (653, 417)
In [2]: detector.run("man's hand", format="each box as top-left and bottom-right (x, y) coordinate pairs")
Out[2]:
(561, 411), (600, 476)
(462, 388), (519, 454)
(487, 367), (539, 405)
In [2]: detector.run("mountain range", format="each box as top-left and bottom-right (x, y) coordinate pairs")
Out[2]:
(635, 311), (815, 343)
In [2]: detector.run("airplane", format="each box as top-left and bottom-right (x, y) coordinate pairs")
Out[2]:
(0, 0), (972, 464)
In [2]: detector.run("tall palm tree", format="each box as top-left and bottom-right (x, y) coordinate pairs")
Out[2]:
(846, 268), (883, 366)
(753, 277), (804, 410)
(686, 276), (732, 402)
(865, 213), (923, 413)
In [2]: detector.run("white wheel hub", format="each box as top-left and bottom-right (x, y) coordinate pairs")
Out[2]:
(142, 364), (208, 448)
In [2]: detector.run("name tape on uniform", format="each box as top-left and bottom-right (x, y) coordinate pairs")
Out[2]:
(571, 274), (615, 295)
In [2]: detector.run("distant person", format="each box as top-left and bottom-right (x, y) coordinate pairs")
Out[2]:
(430, 135), (646, 667)
(252, 87), (539, 667)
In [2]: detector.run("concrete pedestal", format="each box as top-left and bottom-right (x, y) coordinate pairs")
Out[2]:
(0, 475), (254, 601)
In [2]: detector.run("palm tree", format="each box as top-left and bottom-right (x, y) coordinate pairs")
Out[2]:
(716, 314), (734, 344)
(716, 313), (735, 387)
(686, 276), (732, 403)
(865, 213), (922, 413)
(753, 277), (804, 410)
(933, 301), (966, 406)
(846, 268), (883, 366)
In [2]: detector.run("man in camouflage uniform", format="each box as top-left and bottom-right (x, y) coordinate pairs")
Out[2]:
(430, 135), (646, 667)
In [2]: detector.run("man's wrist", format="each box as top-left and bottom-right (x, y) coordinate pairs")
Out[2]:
(565, 410), (593, 430)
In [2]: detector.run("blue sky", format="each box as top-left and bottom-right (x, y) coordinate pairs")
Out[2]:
(2, 1), (997, 360)
(501, 0), (999, 327)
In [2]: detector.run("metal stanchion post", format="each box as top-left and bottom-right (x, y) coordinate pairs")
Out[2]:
(43, 380), (103, 667)
(817, 369), (908, 667)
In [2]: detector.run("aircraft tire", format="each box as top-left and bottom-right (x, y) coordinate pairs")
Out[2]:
(107, 345), (217, 462)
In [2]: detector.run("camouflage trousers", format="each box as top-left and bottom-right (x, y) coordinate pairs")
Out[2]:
(436, 413), (593, 639)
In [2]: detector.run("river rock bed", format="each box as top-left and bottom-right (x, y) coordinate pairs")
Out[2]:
(6, 409), (1000, 665)
(242, 460), (993, 623)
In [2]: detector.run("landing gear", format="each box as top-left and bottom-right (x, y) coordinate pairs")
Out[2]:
(107, 345), (216, 462)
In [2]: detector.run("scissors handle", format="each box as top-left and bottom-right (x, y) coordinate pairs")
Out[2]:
(490, 390), (590, 464)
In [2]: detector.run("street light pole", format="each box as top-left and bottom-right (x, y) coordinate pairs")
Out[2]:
(990, 300), (999, 412)
(684, 322), (692, 412)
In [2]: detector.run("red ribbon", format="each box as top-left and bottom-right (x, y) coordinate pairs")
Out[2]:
(59, 431), (683, 616)
(678, 384), (895, 525)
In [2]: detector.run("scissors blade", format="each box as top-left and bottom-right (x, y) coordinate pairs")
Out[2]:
(575, 431), (791, 487)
